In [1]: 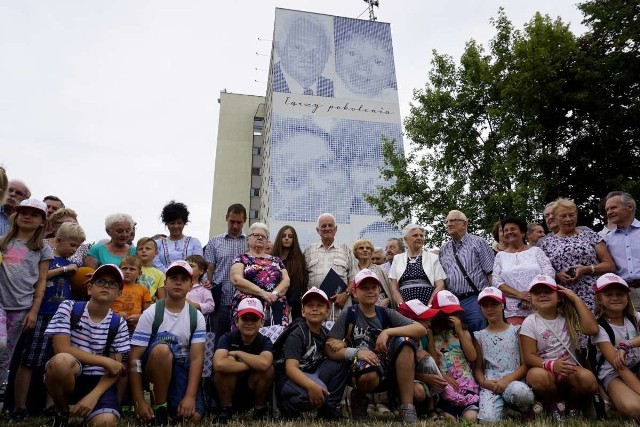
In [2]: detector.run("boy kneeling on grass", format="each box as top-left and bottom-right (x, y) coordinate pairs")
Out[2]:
(276, 287), (348, 420)
(213, 297), (274, 424)
(44, 264), (130, 427)
(129, 260), (206, 425)
(324, 269), (427, 423)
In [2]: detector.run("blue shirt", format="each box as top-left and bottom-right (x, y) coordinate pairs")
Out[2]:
(439, 233), (495, 295)
(204, 233), (247, 305)
(604, 219), (640, 282)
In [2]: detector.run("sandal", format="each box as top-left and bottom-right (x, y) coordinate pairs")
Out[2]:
(427, 409), (444, 420)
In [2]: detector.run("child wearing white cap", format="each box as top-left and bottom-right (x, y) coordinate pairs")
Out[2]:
(0, 199), (53, 388)
(519, 274), (598, 420)
(213, 297), (274, 423)
(427, 290), (479, 421)
(473, 287), (534, 423)
(324, 269), (427, 423)
(591, 274), (640, 418)
(276, 287), (348, 420)
(130, 260), (207, 425)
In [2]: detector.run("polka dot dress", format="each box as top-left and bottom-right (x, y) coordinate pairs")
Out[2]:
(398, 256), (434, 304)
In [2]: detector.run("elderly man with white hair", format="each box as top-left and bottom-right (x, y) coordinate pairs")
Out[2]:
(438, 210), (495, 333)
(304, 213), (355, 309)
(388, 224), (446, 307)
(0, 179), (31, 236)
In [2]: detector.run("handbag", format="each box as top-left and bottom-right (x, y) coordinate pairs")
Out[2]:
(259, 307), (285, 343)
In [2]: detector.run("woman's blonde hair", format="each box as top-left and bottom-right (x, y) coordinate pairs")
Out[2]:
(552, 198), (577, 216)
(352, 238), (374, 255)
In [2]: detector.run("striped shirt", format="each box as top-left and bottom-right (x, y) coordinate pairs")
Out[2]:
(45, 300), (130, 376)
(304, 241), (356, 289)
(439, 233), (495, 295)
(204, 233), (247, 305)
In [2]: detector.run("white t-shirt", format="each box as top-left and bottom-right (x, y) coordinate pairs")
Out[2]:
(592, 313), (640, 381)
(131, 302), (206, 358)
(520, 313), (576, 360)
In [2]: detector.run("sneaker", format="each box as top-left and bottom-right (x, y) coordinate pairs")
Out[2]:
(350, 391), (369, 420)
(376, 403), (391, 414)
(317, 406), (346, 421)
(549, 409), (565, 422)
(216, 406), (233, 425)
(252, 406), (269, 420)
(9, 408), (29, 423)
(51, 411), (69, 427)
(532, 401), (544, 414)
(154, 405), (169, 426)
(399, 403), (418, 423)
(367, 403), (375, 414)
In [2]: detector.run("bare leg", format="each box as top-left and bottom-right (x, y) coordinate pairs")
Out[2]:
(395, 346), (416, 405)
(14, 365), (33, 410)
(144, 344), (173, 404)
(45, 353), (80, 411)
(249, 366), (274, 407)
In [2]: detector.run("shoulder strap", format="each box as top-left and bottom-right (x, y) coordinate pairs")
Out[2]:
(451, 242), (480, 293)
(345, 304), (359, 345)
(152, 299), (166, 336)
(104, 312), (121, 356)
(71, 301), (86, 330)
(374, 305), (391, 329)
(188, 304), (197, 341)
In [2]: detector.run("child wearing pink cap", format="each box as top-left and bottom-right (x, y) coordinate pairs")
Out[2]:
(427, 290), (479, 422)
(473, 287), (534, 422)
(519, 274), (598, 421)
(592, 273), (640, 418)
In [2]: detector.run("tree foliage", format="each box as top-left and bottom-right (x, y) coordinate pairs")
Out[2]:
(366, 3), (640, 247)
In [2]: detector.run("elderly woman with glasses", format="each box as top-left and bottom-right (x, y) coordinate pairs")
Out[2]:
(389, 223), (447, 306)
(230, 222), (291, 328)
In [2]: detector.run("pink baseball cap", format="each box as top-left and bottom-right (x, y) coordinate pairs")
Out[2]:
(398, 299), (439, 320)
(595, 273), (630, 293)
(477, 286), (505, 304)
(431, 290), (464, 314)
(166, 260), (193, 278)
(354, 269), (381, 289)
(15, 198), (48, 219)
(302, 287), (330, 306)
(527, 274), (558, 292)
(237, 298), (264, 319)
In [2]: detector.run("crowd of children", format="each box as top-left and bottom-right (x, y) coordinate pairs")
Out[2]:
(4, 198), (640, 425)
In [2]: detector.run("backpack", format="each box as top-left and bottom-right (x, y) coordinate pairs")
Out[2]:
(150, 299), (198, 343)
(70, 301), (121, 356)
(588, 314), (640, 380)
(344, 303), (391, 346)
(272, 317), (313, 374)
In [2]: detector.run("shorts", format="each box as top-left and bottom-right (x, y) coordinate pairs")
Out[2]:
(602, 364), (640, 391)
(142, 338), (205, 416)
(21, 314), (53, 367)
(45, 356), (120, 421)
(350, 336), (416, 392)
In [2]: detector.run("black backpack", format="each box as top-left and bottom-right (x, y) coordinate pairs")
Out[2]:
(588, 314), (640, 378)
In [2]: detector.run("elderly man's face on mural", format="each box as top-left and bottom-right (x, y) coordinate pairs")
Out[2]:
(279, 19), (330, 88)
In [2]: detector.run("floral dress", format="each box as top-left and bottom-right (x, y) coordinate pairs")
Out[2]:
(434, 329), (479, 408)
(539, 230), (602, 313)
(230, 254), (290, 328)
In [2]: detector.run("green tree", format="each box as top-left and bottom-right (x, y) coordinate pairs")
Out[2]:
(368, 10), (584, 246)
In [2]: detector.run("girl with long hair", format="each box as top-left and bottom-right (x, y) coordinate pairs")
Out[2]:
(271, 225), (307, 319)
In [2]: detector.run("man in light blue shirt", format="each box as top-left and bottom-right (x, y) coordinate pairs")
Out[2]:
(603, 191), (640, 307)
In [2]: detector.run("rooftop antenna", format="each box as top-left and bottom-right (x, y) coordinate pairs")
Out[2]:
(363, 0), (379, 21)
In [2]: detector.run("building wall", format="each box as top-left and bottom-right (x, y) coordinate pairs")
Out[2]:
(261, 8), (404, 248)
(209, 92), (265, 237)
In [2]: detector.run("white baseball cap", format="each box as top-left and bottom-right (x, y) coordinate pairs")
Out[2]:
(595, 273), (630, 293)
(15, 198), (48, 219)
(237, 297), (264, 319)
(527, 274), (558, 292)
(477, 286), (505, 304)
(302, 286), (330, 305)
(431, 290), (464, 314)
(398, 299), (438, 320)
(166, 260), (193, 278)
(354, 269), (381, 288)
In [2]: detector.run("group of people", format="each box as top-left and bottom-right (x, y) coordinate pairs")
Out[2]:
(2, 166), (640, 425)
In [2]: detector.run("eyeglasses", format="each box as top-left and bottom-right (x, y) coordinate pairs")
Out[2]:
(249, 233), (268, 240)
(356, 246), (372, 251)
(443, 219), (465, 225)
(92, 279), (121, 289)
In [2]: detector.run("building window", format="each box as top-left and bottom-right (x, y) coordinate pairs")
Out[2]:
(252, 147), (262, 155)
(249, 209), (259, 219)
(250, 188), (260, 197)
(252, 167), (261, 175)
